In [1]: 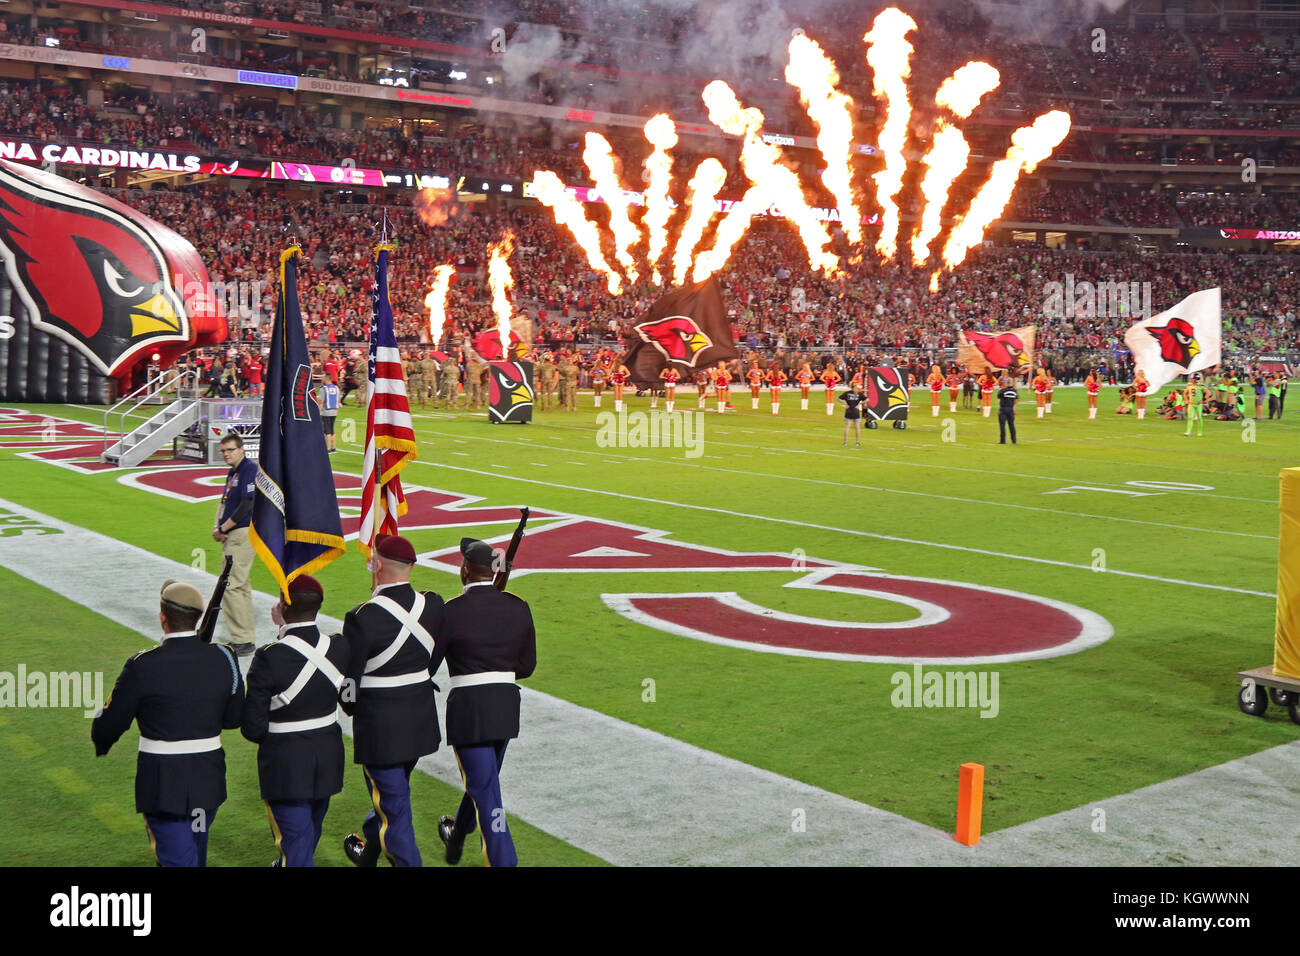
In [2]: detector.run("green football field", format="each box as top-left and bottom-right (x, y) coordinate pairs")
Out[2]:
(0, 384), (1295, 865)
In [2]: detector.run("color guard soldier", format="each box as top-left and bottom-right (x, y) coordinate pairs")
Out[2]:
(341, 534), (444, 867)
(241, 575), (347, 867)
(92, 581), (245, 866)
(437, 539), (537, 868)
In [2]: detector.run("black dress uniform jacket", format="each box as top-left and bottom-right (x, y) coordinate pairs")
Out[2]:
(241, 623), (349, 801)
(438, 584), (537, 747)
(340, 582), (444, 765)
(91, 633), (245, 815)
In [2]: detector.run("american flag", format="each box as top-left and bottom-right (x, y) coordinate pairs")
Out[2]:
(358, 244), (417, 557)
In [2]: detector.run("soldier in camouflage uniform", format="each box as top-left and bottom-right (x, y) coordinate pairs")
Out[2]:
(439, 350), (461, 409)
(420, 352), (439, 407)
(466, 351), (488, 409)
(535, 351), (558, 411)
(404, 351), (425, 409)
(557, 349), (579, 411)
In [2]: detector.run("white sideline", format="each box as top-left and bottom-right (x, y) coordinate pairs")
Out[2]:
(3, 497), (1292, 867)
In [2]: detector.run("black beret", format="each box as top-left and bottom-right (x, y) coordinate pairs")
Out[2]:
(460, 537), (496, 567)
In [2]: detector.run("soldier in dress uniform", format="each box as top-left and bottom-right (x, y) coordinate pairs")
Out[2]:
(241, 575), (347, 867)
(340, 534), (444, 867)
(436, 538), (537, 868)
(91, 580), (245, 866)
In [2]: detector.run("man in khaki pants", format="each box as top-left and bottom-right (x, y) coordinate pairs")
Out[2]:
(213, 433), (258, 654)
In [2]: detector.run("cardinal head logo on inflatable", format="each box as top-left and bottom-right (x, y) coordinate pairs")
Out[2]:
(0, 159), (224, 399)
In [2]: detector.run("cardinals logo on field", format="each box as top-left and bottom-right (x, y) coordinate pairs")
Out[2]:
(965, 331), (1030, 370)
(0, 160), (203, 377)
(1147, 317), (1199, 368)
(634, 316), (713, 367)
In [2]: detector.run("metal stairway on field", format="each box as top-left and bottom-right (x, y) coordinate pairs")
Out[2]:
(100, 368), (201, 468)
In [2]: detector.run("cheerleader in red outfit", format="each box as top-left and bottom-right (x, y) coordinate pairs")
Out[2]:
(925, 364), (944, 417)
(979, 371), (997, 418)
(767, 363), (787, 415)
(796, 363), (813, 410)
(1032, 368), (1048, 418)
(1045, 369), (1057, 414)
(945, 368), (962, 413)
(850, 365), (866, 390)
(746, 364), (765, 410)
(609, 364), (630, 412)
(821, 364), (841, 416)
(695, 369), (709, 409)
(1085, 370), (1101, 419)
(1134, 369), (1150, 419)
(660, 366), (680, 412)
(713, 364), (731, 413)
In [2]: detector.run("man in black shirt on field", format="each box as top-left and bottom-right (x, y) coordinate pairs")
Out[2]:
(997, 375), (1018, 445)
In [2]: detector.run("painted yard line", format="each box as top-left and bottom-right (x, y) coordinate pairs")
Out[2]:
(411, 430), (1271, 542)
(523, 419), (1276, 501)
(0, 498), (976, 866)
(342, 452), (1276, 599)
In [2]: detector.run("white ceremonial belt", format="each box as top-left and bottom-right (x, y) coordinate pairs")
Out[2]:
(360, 671), (430, 689)
(449, 671), (516, 690)
(138, 735), (221, 755)
(267, 712), (338, 734)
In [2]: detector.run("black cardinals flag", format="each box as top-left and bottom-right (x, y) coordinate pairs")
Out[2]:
(623, 276), (737, 386)
(250, 246), (345, 599)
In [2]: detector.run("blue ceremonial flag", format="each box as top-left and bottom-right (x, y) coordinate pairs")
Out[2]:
(250, 246), (345, 599)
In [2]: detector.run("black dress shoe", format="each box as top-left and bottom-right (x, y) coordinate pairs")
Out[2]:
(344, 832), (378, 867)
(230, 642), (256, 656)
(438, 815), (464, 865)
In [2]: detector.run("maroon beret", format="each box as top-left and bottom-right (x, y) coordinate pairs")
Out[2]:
(287, 574), (323, 598)
(375, 534), (416, 564)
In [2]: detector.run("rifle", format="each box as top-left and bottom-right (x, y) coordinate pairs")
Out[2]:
(197, 555), (235, 643)
(493, 508), (530, 591)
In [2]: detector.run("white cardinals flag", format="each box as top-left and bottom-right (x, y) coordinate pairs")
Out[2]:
(1123, 287), (1221, 392)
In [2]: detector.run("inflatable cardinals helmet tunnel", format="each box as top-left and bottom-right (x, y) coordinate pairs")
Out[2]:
(0, 160), (226, 403)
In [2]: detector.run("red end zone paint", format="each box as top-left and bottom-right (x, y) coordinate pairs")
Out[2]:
(602, 569), (1113, 664)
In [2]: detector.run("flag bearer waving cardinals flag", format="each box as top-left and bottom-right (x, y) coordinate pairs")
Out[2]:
(357, 241), (418, 558)
(250, 245), (346, 597)
(1124, 287), (1222, 392)
(622, 276), (738, 387)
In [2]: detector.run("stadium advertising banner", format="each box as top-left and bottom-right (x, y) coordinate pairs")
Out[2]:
(0, 136), (387, 186)
(1219, 228), (1300, 241)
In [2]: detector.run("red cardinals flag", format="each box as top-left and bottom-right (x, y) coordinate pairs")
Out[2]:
(957, 326), (1036, 376)
(623, 276), (737, 387)
(1124, 287), (1221, 392)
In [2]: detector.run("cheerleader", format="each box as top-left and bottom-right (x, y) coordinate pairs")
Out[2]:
(979, 371), (997, 418)
(590, 361), (607, 408)
(659, 366), (680, 412)
(851, 365), (866, 390)
(925, 364), (944, 417)
(796, 363), (813, 411)
(1085, 369), (1101, 419)
(609, 363), (630, 412)
(945, 367), (962, 413)
(746, 363), (765, 410)
(695, 369), (710, 409)
(1032, 367), (1048, 418)
(713, 363), (731, 413)
(1134, 368), (1150, 419)
(1045, 368), (1057, 414)
(767, 363), (787, 416)
(820, 363), (842, 416)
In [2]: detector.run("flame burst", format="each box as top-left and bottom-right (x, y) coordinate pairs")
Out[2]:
(702, 79), (839, 277)
(911, 62), (1000, 267)
(670, 158), (726, 286)
(423, 264), (456, 347)
(864, 8), (917, 261)
(583, 132), (642, 284)
(642, 114), (678, 285)
(937, 110), (1072, 280)
(786, 34), (862, 246)
(692, 186), (766, 284)
(487, 231), (516, 358)
(414, 187), (456, 227)
(532, 170), (623, 294)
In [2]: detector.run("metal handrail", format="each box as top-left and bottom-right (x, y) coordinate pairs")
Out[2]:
(102, 368), (198, 456)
